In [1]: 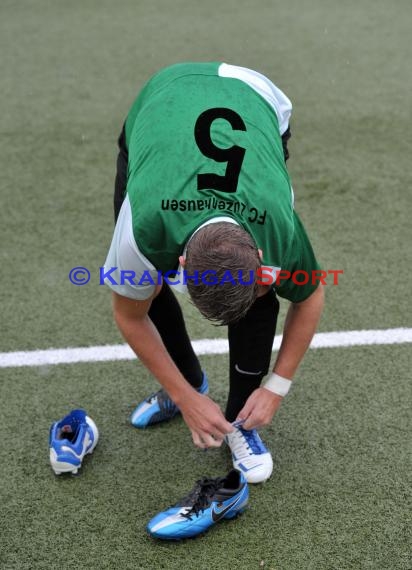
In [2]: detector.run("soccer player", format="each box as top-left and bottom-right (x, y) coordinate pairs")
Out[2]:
(103, 62), (324, 483)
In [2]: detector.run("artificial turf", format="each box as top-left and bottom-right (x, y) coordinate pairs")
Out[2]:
(0, 346), (411, 569)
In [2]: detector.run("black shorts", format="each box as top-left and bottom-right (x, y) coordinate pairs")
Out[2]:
(113, 124), (128, 222)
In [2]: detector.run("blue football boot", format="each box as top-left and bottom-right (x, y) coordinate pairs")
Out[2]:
(130, 371), (208, 428)
(147, 469), (248, 540)
(49, 409), (99, 475)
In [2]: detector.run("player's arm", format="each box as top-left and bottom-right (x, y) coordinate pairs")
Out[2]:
(112, 290), (233, 446)
(105, 196), (232, 446)
(274, 281), (324, 378)
(239, 211), (324, 429)
(239, 284), (324, 429)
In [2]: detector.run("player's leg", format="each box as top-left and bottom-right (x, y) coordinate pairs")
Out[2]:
(148, 282), (203, 389)
(225, 119), (288, 415)
(225, 289), (279, 483)
(131, 281), (207, 427)
(225, 288), (279, 421)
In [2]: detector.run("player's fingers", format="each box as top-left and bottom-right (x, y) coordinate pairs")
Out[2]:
(210, 427), (229, 440)
(210, 432), (225, 445)
(242, 412), (261, 430)
(213, 417), (234, 437)
(199, 432), (223, 448)
(241, 418), (255, 430)
(239, 396), (254, 416)
(203, 428), (225, 444)
(191, 430), (206, 449)
(237, 405), (255, 430)
(236, 404), (252, 425)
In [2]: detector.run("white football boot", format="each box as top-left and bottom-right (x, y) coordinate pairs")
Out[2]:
(226, 426), (273, 484)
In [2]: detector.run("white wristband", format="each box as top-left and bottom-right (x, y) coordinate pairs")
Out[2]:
(263, 373), (292, 397)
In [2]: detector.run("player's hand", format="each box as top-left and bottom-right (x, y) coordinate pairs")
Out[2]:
(179, 391), (234, 449)
(236, 387), (283, 430)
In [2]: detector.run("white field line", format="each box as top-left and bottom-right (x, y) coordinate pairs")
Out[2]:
(0, 328), (411, 369)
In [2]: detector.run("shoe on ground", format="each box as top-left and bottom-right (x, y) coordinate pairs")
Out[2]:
(226, 427), (273, 484)
(147, 469), (248, 540)
(49, 409), (99, 475)
(130, 371), (208, 428)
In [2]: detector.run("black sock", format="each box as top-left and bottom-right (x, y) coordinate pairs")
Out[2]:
(225, 289), (279, 422)
(148, 282), (203, 388)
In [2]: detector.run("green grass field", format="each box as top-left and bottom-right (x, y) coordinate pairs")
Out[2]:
(1, 1), (411, 568)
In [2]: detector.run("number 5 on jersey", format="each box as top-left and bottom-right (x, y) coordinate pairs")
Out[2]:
(194, 107), (247, 194)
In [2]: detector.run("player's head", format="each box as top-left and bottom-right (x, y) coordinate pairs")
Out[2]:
(184, 222), (260, 325)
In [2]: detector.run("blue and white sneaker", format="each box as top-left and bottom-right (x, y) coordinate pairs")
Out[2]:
(130, 371), (209, 428)
(226, 427), (273, 484)
(49, 409), (99, 475)
(147, 469), (248, 540)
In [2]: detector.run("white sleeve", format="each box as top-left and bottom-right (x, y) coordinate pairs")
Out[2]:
(102, 194), (158, 300)
(218, 63), (292, 135)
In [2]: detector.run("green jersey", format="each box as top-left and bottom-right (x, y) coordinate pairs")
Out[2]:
(104, 62), (319, 302)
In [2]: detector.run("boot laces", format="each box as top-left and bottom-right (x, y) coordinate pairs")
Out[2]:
(178, 477), (223, 520)
(230, 428), (266, 458)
